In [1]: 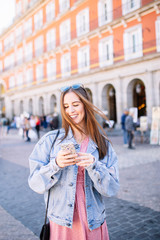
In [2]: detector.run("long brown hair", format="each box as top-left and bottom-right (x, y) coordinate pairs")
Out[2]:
(60, 86), (110, 159)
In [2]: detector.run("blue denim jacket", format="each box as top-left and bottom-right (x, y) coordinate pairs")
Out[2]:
(28, 128), (119, 231)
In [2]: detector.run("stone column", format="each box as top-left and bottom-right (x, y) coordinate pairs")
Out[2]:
(145, 71), (155, 124)
(115, 76), (123, 127)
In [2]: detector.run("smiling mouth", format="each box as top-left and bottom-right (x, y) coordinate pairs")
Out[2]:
(70, 115), (78, 119)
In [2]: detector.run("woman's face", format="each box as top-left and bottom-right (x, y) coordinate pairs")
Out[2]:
(63, 91), (85, 128)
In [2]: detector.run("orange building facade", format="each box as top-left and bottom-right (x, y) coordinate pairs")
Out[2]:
(0, 0), (160, 126)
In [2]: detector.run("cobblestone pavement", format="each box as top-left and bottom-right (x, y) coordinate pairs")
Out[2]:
(0, 129), (160, 240)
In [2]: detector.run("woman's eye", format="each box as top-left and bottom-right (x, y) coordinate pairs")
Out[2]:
(73, 105), (79, 107)
(64, 106), (68, 109)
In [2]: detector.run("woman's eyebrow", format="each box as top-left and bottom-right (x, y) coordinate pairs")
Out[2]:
(64, 101), (81, 105)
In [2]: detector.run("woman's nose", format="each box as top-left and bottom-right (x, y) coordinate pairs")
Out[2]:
(68, 105), (75, 113)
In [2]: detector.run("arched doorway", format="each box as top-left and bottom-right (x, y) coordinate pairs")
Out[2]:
(29, 99), (33, 115)
(11, 100), (15, 118)
(50, 95), (57, 113)
(20, 100), (24, 114)
(85, 88), (93, 102)
(39, 96), (44, 116)
(102, 84), (117, 123)
(127, 79), (146, 117)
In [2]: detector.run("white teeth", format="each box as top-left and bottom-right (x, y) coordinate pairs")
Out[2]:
(70, 115), (77, 118)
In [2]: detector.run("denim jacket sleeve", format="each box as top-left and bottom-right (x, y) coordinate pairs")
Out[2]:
(86, 141), (119, 197)
(28, 132), (62, 194)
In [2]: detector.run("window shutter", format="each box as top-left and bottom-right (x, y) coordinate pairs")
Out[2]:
(156, 19), (160, 52)
(98, 1), (103, 26)
(123, 32), (129, 60)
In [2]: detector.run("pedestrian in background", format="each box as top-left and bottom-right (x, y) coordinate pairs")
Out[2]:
(24, 117), (31, 142)
(35, 116), (41, 139)
(28, 84), (119, 240)
(125, 111), (135, 149)
(121, 109), (129, 147)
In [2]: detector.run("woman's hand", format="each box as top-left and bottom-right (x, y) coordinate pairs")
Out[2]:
(56, 150), (78, 168)
(75, 152), (95, 167)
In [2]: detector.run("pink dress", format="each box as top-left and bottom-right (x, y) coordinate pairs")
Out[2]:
(50, 137), (109, 240)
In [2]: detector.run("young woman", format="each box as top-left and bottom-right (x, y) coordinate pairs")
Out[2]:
(28, 84), (119, 240)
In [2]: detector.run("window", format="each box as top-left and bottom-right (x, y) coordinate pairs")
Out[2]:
(60, 19), (71, 44)
(98, 0), (112, 26)
(16, 72), (23, 86)
(0, 61), (3, 72)
(59, 0), (70, 14)
(99, 36), (113, 67)
(156, 17), (160, 52)
(34, 35), (44, 57)
(16, 48), (23, 65)
(0, 42), (2, 55)
(26, 68), (33, 84)
(61, 53), (71, 77)
(47, 28), (56, 51)
(123, 24), (143, 60)
(77, 46), (90, 73)
(76, 8), (89, 37)
(46, 1), (55, 22)
(16, 1), (22, 16)
(25, 42), (33, 62)
(16, 26), (22, 44)
(36, 63), (44, 82)
(24, 18), (32, 37)
(34, 10), (43, 31)
(47, 59), (56, 80)
(122, 0), (140, 15)
(4, 34), (14, 51)
(4, 54), (14, 70)
(9, 76), (15, 89)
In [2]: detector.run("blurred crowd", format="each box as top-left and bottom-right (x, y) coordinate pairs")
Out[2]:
(0, 112), (59, 142)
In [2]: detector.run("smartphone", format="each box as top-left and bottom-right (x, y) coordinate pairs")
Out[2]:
(61, 142), (76, 154)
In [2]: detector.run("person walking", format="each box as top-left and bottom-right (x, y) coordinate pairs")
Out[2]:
(35, 116), (41, 139)
(24, 117), (31, 142)
(125, 111), (135, 149)
(28, 84), (119, 240)
(121, 109), (129, 147)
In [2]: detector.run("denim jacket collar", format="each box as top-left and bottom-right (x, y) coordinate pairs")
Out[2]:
(66, 127), (98, 154)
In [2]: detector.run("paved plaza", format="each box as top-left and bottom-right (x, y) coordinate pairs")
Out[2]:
(0, 129), (160, 240)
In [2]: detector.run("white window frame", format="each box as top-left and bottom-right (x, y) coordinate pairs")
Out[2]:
(98, 0), (112, 27)
(46, 1), (55, 22)
(26, 68), (33, 84)
(16, 1), (22, 16)
(46, 28), (56, 51)
(0, 61), (3, 72)
(47, 59), (56, 80)
(9, 76), (15, 89)
(59, 0), (70, 14)
(4, 34), (14, 51)
(24, 18), (32, 37)
(25, 42), (33, 61)
(76, 8), (89, 37)
(16, 72), (23, 86)
(156, 17), (160, 52)
(16, 26), (23, 44)
(77, 46), (90, 73)
(36, 63), (44, 82)
(60, 19), (71, 44)
(122, 0), (140, 15)
(123, 24), (143, 61)
(0, 42), (2, 55)
(99, 36), (113, 67)
(34, 35), (44, 57)
(34, 10), (43, 32)
(61, 52), (71, 78)
(16, 48), (23, 65)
